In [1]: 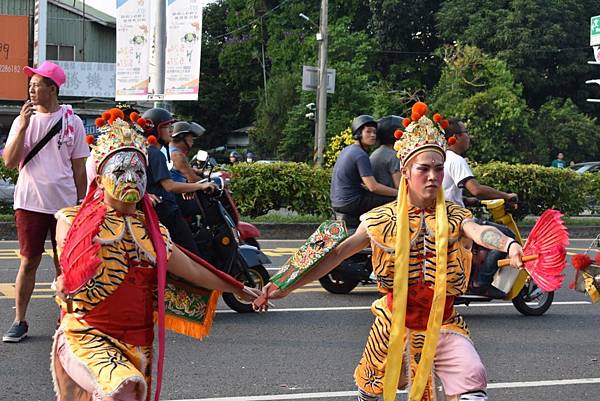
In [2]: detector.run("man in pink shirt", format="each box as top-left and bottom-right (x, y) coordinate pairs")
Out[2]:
(2, 61), (89, 342)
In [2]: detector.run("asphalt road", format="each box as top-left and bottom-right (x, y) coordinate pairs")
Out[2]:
(0, 238), (599, 401)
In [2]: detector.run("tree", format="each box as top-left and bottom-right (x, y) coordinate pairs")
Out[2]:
(430, 45), (539, 163)
(531, 98), (599, 166)
(436, 0), (598, 112)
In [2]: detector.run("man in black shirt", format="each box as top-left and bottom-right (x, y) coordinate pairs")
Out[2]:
(142, 108), (215, 254)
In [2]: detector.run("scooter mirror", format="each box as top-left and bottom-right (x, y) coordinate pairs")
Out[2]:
(196, 150), (209, 162)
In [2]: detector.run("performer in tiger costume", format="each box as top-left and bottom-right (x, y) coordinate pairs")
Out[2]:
(257, 103), (525, 401)
(51, 110), (259, 401)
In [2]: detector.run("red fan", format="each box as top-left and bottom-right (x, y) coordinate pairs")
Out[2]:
(497, 209), (569, 291)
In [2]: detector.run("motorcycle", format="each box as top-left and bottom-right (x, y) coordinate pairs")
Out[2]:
(191, 150), (262, 248)
(321, 199), (554, 316)
(188, 174), (271, 313)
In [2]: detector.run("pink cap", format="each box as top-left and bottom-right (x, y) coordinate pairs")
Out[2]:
(23, 61), (66, 87)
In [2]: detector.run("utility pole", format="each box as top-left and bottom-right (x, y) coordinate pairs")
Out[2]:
(315, 0), (328, 167)
(151, 0), (167, 109)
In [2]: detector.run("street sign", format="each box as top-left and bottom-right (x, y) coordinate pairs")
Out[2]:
(591, 15), (600, 46)
(302, 65), (335, 94)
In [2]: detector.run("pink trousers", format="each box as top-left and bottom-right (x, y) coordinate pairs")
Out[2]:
(434, 332), (487, 396)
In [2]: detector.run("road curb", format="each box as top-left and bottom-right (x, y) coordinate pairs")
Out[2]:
(0, 221), (598, 241)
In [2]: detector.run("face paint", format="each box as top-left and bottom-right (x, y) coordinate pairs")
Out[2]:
(100, 151), (147, 203)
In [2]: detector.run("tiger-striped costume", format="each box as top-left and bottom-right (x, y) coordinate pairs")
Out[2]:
(51, 205), (172, 401)
(354, 201), (486, 400)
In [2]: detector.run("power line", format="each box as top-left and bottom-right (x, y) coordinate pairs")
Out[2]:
(211, 0), (295, 40)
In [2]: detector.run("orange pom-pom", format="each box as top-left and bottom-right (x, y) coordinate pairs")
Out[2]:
(394, 129), (404, 139)
(147, 135), (157, 145)
(402, 117), (411, 127)
(102, 111), (111, 120)
(595, 252), (600, 265)
(137, 117), (147, 127)
(108, 117), (115, 125)
(447, 136), (457, 146)
(110, 108), (125, 120)
(129, 111), (140, 122)
(95, 118), (105, 128)
(441, 119), (449, 130)
(412, 101), (428, 117)
(572, 253), (592, 271)
(433, 113), (442, 123)
(411, 112), (420, 121)
(85, 135), (95, 145)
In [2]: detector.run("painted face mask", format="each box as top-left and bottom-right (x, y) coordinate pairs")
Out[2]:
(99, 151), (147, 203)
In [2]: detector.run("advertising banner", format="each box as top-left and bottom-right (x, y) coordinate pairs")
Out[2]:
(52, 61), (116, 98)
(0, 16), (29, 101)
(164, 0), (202, 100)
(115, 0), (151, 101)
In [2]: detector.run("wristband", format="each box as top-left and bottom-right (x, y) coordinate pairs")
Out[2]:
(506, 240), (518, 253)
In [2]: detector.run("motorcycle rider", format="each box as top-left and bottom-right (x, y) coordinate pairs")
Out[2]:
(229, 150), (241, 165)
(141, 108), (216, 254)
(169, 121), (205, 183)
(370, 115), (402, 189)
(442, 118), (519, 298)
(330, 115), (397, 218)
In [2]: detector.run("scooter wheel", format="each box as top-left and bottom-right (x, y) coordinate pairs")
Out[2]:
(319, 274), (359, 294)
(222, 264), (270, 313)
(511, 281), (554, 316)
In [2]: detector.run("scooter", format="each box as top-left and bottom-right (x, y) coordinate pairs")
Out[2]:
(188, 174), (271, 313)
(322, 200), (554, 316)
(192, 150), (262, 248)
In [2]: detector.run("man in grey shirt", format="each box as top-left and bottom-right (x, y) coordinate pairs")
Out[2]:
(370, 115), (402, 189)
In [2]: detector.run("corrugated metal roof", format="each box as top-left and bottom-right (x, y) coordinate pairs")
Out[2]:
(50, 0), (115, 27)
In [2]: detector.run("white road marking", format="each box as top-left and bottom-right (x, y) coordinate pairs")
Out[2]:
(215, 301), (591, 313)
(164, 377), (600, 401)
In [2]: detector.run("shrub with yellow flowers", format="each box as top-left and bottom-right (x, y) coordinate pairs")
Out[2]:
(324, 127), (354, 168)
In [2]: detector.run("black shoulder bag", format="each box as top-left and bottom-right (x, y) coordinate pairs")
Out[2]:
(21, 118), (63, 168)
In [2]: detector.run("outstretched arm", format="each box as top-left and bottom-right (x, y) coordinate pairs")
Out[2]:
(463, 178), (518, 202)
(266, 222), (371, 298)
(167, 246), (256, 299)
(462, 220), (524, 268)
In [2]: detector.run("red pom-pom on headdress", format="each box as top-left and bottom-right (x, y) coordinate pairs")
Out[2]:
(129, 112), (140, 123)
(441, 119), (449, 130)
(394, 129), (404, 139)
(447, 136), (457, 146)
(412, 102), (428, 117)
(433, 113), (442, 123)
(595, 253), (600, 265)
(85, 135), (95, 145)
(147, 135), (157, 145)
(95, 118), (105, 128)
(411, 112), (420, 122)
(402, 117), (411, 127)
(572, 253), (592, 271)
(101, 111), (111, 121)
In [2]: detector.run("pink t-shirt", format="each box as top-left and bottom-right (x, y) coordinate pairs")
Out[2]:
(7, 106), (90, 214)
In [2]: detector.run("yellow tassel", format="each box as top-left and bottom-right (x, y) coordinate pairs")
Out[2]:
(408, 188), (448, 400)
(383, 181), (449, 401)
(383, 177), (410, 401)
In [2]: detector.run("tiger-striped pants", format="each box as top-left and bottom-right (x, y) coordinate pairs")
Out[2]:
(354, 297), (487, 401)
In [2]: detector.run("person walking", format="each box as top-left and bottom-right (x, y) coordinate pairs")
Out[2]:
(2, 61), (89, 343)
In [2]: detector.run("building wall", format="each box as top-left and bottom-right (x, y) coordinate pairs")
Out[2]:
(0, 0), (115, 64)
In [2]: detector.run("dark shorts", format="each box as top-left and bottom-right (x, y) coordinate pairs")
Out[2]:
(15, 209), (57, 258)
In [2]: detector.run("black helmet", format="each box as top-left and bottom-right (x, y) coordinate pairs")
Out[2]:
(172, 121), (192, 138)
(141, 107), (175, 136)
(377, 115), (403, 145)
(230, 151), (240, 159)
(351, 115), (377, 139)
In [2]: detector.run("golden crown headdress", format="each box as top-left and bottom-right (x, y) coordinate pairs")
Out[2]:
(87, 108), (154, 172)
(392, 102), (449, 165)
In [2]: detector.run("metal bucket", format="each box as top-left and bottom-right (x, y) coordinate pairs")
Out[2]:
(492, 266), (520, 294)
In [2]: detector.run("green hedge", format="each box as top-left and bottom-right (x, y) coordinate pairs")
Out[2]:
(472, 162), (587, 219)
(229, 162), (332, 217)
(230, 161), (592, 219)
